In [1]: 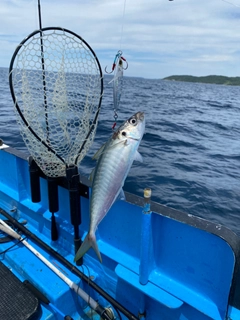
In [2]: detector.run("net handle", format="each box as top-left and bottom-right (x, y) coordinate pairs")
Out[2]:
(9, 27), (104, 166)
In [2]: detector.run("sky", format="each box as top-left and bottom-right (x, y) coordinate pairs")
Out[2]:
(1, 0), (240, 79)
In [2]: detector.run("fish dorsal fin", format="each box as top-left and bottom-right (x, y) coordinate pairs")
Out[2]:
(134, 151), (143, 162)
(92, 143), (106, 161)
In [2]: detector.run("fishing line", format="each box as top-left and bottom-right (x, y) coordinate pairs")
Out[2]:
(119, 0), (127, 51)
(105, 0), (128, 129)
(221, 0), (240, 8)
(78, 262), (122, 320)
(96, 257), (123, 320)
(76, 263), (92, 310)
(0, 237), (27, 259)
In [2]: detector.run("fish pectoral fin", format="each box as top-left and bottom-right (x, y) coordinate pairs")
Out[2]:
(74, 233), (102, 263)
(134, 151), (143, 162)
(92, 143), (107, 161)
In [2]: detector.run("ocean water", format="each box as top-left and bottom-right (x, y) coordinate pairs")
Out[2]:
(0, 66), (240, 236)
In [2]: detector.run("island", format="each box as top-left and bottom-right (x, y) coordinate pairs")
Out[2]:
(163, 75), (240, 86)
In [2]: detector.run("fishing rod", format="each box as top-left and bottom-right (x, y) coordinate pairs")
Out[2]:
(0, 208), (138, 320)
(0, 219), (113, 320)
(38, 0), (59, 241)
(38, 0), (50, 142)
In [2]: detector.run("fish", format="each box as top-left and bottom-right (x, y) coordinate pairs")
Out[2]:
(74, 111), (145, 263)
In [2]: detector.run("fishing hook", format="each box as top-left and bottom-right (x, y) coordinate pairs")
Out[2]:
(105, 50), (128, 73)
(105, 65), (114, 74)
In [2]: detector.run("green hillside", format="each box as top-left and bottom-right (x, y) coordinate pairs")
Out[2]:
(163, 75), (240, 86)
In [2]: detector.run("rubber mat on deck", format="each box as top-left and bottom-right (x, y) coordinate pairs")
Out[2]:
(0, 261), (41, 320)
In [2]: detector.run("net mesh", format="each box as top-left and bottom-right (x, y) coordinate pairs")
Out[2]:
(10, 28), (102, 177)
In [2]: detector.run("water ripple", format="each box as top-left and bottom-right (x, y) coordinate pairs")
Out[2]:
(0, 67), (239, 237)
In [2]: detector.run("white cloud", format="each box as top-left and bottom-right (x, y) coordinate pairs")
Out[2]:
(1, 0), (240, 78)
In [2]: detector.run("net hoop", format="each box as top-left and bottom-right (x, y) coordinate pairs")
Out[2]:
(9, 27), (103, 177)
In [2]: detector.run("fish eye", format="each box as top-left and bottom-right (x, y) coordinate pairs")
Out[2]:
(122, 131), (127, 136)
(129, 117), (136, 125)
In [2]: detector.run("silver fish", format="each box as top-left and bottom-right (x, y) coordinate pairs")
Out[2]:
(74, 112), (145, 263)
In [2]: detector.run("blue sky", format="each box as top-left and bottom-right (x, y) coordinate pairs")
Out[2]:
(1, 0), (240, 79)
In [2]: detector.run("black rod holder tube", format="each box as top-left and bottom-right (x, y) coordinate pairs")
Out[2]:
(28, 156), (41, 203)
(66, 165), (82, 265)
(47, 178), (59, 213)
(0, 209), (138, 320)
(47, 178), (59, 241)
(66, 165), (81, 227)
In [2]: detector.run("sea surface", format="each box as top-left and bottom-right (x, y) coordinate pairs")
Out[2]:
(0, 66), (240, 236)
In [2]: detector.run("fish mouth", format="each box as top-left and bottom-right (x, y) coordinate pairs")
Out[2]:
(136, 112), (144, 121)
(127, 132), (144, 142)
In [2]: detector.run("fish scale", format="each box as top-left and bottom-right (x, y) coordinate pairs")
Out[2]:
(90, 150), (126, 225)
(91, 146), (129, 215)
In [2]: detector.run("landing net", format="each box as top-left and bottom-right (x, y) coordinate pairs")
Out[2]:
(9, 27), (103, 177)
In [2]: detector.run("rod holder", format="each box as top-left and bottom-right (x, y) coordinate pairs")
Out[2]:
(28, 156), (41, 203)
(47, 178), (59, 213)
(139, 188), (152, 286)
(47, 178), (59, 241)
(66, 164), (82, 265)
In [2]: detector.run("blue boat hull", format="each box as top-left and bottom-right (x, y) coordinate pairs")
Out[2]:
(0, 145), (240, 320)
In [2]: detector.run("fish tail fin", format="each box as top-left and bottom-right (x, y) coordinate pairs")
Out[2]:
(74, 232), (102, 263)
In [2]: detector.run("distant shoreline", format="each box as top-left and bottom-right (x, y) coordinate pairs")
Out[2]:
(163, 75), (240, 86)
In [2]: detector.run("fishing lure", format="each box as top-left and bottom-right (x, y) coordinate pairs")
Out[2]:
(105, 50), (128, 129)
